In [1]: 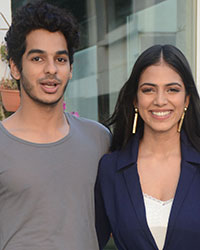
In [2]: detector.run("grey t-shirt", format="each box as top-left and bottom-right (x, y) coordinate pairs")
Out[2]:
(0, 113), (110, 250)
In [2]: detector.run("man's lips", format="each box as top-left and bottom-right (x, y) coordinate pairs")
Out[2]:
(40, 81), (60, 93)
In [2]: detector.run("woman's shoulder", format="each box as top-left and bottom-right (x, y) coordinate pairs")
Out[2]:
(100, 150), (119, 165)
(181, 130), (200, 164)
(98, 150), (121, 176)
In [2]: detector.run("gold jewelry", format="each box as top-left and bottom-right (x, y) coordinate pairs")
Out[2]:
(132, 107), (138, 134)
(177, 107), (187, 133)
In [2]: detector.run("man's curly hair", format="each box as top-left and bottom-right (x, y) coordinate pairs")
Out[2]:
(5, 1), (79, 74)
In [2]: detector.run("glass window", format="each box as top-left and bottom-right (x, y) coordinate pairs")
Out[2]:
(11, 0), (196, 122)
(65, 0), (196, 124)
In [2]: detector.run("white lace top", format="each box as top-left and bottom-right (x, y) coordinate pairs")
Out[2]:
(143, 194), (173, 250)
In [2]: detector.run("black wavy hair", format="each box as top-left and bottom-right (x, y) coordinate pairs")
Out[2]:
(5, 1), (79, 89)
(108, 44), (200, 152)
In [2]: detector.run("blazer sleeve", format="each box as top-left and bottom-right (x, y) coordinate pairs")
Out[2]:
(95, 163), (111, 249)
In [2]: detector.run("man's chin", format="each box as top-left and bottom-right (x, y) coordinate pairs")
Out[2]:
(30, 96), (63, 106)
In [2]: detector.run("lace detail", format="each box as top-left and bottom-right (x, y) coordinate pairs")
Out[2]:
(143, 193), (173, 250)
(143, 193), (173, 206)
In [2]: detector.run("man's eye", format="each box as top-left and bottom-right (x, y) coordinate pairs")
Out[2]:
(32, 57), (42, 62)
(57, 57), (67, 63)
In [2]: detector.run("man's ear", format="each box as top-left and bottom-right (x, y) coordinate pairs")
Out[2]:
(9, 59), (21, 80)
(69, 64), (73, 80)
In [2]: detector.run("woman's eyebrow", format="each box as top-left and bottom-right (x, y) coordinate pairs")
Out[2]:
(166, 82), (182, 87)
(139, 82), (182, 87)
(139, 83), (156, 87)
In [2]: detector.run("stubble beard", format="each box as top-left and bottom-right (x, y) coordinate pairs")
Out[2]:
(20, 74), (68, 106)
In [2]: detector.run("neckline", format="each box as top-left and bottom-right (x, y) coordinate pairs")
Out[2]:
(143, 193), (174, 206)
(0, 112), (74, 147)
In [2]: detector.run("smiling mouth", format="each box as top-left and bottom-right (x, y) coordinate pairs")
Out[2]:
(151, 111), (171, 117)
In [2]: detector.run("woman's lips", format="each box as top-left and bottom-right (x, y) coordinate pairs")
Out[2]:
(152, 111), (171, 116)
(151, 110), (172, 119)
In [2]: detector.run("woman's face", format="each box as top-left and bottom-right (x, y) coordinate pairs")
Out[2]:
(136, 61), (189, 134)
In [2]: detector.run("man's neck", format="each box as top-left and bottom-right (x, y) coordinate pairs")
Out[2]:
(1, 102), (70, 143)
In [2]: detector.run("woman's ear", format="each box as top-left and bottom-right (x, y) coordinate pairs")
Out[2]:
(9, 59), (21, 80)
(133, 98), (137, 108)
(185, 94), (190, 108)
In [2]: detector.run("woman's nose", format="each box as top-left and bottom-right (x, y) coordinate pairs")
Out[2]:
(153, 91), (168, 106)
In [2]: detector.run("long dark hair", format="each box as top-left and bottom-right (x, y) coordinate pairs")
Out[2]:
(108, 44), (200, 152)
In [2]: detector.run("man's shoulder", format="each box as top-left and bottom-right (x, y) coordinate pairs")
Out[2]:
(66, 112), (110, 136)
(66, 113), (111, 152)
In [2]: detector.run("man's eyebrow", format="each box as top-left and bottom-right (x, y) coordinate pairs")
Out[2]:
(27, 49), (45, 57)
(56, 50), (69, 56)
(26, 49), (69, 56)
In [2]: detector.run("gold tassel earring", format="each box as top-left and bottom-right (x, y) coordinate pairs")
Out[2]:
(132, 108), (138, 134)
(177, 107), (187, 133)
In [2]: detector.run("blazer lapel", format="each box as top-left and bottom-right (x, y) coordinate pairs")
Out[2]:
(164, 131), (200, 248)
(164, 161), (197, 248)
(117, 134), (158, 249)
(116, 131), (200, 250)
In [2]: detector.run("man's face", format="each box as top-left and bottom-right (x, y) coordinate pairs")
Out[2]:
(11, 29), (72, 106)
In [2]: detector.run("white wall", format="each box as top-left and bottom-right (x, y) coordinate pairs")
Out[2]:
(0, 0), (11, 79)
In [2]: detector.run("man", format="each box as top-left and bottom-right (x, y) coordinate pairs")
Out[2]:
(0, 2), (110, 249)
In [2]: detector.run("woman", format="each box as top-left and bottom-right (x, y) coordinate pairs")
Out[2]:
(95, 44), (200, 250)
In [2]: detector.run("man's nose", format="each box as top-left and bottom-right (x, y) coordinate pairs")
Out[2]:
(44, 59), (57, 75)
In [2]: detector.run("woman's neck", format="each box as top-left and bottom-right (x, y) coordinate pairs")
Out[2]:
(139, 127), (181, 157)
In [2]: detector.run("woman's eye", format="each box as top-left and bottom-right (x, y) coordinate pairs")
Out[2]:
(141, 88), (154, 93)
(168, 88), (180, 93)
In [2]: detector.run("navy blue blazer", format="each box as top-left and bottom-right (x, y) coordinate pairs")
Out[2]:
(95, 131), (200, 250)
